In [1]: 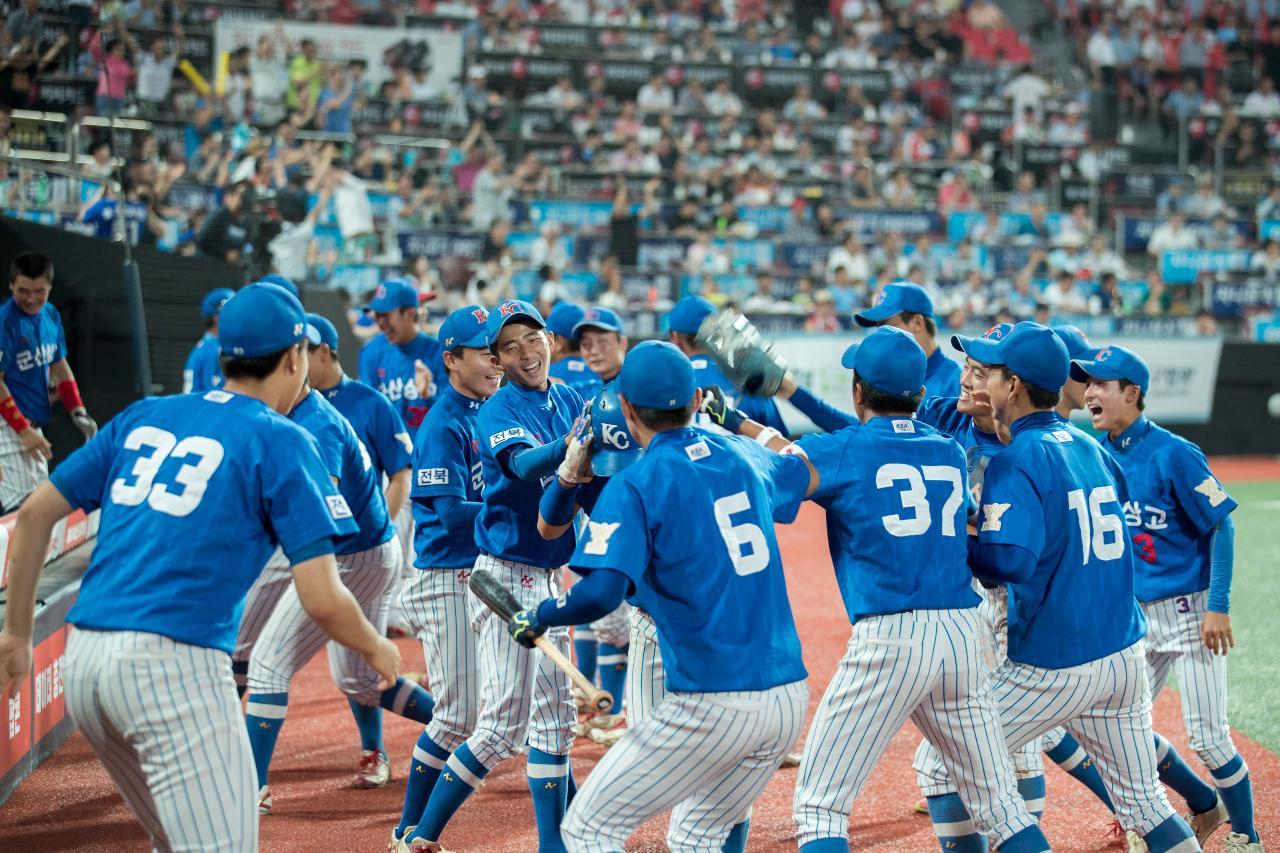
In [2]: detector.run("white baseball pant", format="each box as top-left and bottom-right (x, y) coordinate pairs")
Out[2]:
(65, 628), (257, 853)
(233, 549), (293, 667)
(562, 680), (808, 853)
(388, 502), (416, 631)
(626, 608), (665, 726)
(400, 566), (480, 752)
(0, 424), (48, 511)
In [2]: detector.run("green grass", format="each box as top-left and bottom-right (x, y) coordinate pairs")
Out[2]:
(1219, 480), (1280, 753)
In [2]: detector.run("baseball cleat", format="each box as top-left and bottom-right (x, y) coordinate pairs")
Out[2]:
(779, 752), (802, 768)
(399, 836), (455, 852)
(388, 826), (405, 853)
(584, 712), (625, 731)
(589, 726), (625, 748)
(257, 785), (272, 815)
(572, 722), (589, 738)
(1224, 833), (1265, 852)
(913, 798), (928, 815)
(1125, 829), (1148, 853)
(354, 749), (391, 789)
(1187, 796), (1230, 845)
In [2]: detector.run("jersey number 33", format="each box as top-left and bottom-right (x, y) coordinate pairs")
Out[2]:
(110, 426), (226, 517)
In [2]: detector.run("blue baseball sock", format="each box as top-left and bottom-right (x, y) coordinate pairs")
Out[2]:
(565, 759), (578, 806)
(244, 692), (289, 788)
(597, 642), (627, 708)
(1016, 775), (1046, 818)
(398, 731), (450, 837)
(380, 677), (436, 725)
(574, 627), (598, 684)
(1154, 734), (1217, 814)
(925, 793), (988, 853)
(1211, 754), (1259, 842)
(528, 748), (569, 853)
(408, 743), (489, 843)
(799, 838), (847, 852)
(1045, 732), (1116, 812)
(999, 825), (1051, 853)
(347, 699), (384, 753)
(232, 660), (248, 699)
(723, 818), (750, 853)
(1142, 813), (1198, 852)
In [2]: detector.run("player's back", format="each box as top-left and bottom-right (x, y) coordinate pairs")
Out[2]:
(601, 426), (808, 692)
(549, 355), (602, 399)
(183, 333), (222, 394)
(56, 390), (353, 652)
(800, 417), (980, 623)
(995, 413), (1145, 668)
(323, 375), (411, 480)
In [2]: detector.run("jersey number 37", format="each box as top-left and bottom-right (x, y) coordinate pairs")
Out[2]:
(110, 426), (226, 518)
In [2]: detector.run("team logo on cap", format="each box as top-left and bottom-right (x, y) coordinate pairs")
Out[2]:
(874, 289), (888, 305)
(585, 308), (600, 320)
(471, 308), (489, 323)
(984, 325), (1005, 340)
(1095, 348), (1112, 361)
(375, 285), (387, 299)
(498, 302), (518, 316)
(294, 322), (303, 337)
(445, 337), (456, 347)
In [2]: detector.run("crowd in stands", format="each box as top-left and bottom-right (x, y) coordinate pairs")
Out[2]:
(2, 0), (1280, 338)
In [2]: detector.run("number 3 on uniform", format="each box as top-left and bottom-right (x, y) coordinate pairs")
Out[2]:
(714, 491), (769, 576)
(110, 426), (226, 517)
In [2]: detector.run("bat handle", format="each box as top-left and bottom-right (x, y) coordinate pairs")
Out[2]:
(533, 634), (613, 714)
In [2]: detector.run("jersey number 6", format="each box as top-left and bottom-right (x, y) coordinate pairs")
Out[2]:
(713, 491), (769, 577)
(110, 426), (226, 518)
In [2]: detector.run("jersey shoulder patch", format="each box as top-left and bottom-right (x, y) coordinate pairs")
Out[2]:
(583, 520), (621, 556)
(685, 440), (711, 461)
(567, 360), (584, 372)
(417, 467), (448, 487)
(489, 427), (526, 447)
(891, 419), (915, 434)
(980, 502), (1011, 532)
(1193, 477), (1228, 507)
(326, 494), (353, 520)
(204, 390), (232, 403)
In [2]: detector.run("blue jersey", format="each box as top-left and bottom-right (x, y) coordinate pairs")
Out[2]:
(1101, 417), (1237, 603)
(321, 375), (412, 481)
(924, 349), (962, 400)
(799, 417), (981, 623)
(570, 426), (809, 692)
(411, 384), (485, 569)
(977, 411), (1145, 668)
(82, 198), (149, 245)
(917, 396), (1004, 503)
(183, 332), (224, 394)
(689, 354), (787, 433)
(359, 332), (446, 433)
(475, 381), (584, 569)
(52, 390), (357, 654)
(549, 355), (603, 400)
(0, 299), (68, 425)
(290, 389), (394, 556)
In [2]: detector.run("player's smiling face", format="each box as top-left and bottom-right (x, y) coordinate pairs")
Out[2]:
(495, 320), (551, 390)
(446, 345), (503, 399)
(956, 357), (993, 418)
(10, 274), (51, 316)
(983, 363), (1014, 423)
(1083, 378), (1137, 434)
(376, 307), (418, 345)
(578, 328), (627, 380)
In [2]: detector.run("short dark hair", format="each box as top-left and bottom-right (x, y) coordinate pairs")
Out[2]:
(900, 311), (937, 337)
(220, 345), (295, 381)
(672, 331), (699, 351)
(629, 399), (697, 431)
(853, 372), (924, 416)
(1119, 379), (1146, 411)
(999, 364), (1062, 409)
(10, 251), (53, 284)
(306, 340), (337, 359)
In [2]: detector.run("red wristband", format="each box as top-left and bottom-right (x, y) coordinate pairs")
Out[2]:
(57, 379), (85, 413)
(0, 396), (30, 434)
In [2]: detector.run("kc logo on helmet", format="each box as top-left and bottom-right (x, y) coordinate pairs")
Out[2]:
(599, 423), (630, 450)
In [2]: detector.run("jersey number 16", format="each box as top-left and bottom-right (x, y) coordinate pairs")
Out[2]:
(1066, 486), (1126, 564)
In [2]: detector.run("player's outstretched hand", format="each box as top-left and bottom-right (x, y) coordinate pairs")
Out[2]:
(364, 636), (402, 691)
(509, 608), (547, 649)
(0, 630), (33, 698)
(558, 419), (594, 484)
(19, 427), (52, 461)
(71, 409), (98, 442)
(1202, 611), (1234, 656)
(414, 359), (433, 401)
(700, 385), (746, 433)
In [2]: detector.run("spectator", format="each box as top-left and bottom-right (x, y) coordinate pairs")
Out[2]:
(782, 201), (816, 241)
(1054, 203), (1095, 248)
(1046, 107), (1088, 145)
(969, 209), (1005, 246)
(195, 181), (252, 264)
(470, 152), (519, 229)
(611, 180), (658, 268)
(609, 139), (659, 174)
(224, 47), (251, 123)
(610, 100), (643, 141)
(1041, 270), (1094, 315)
(882, 168), (920, 208)
(134, 27), (183, 108)
(287, 38), (323, 111)
(677, 78), (708, 113)
(1087, 22), (1117, 81)
(1203, 214), (1242, 250)
(1003, 66), (1051, 118)
(479, 218), (513, 266)
(704, 79), (743, 116)
(84, 138), (115, 179)
(596, 271), (629, 311)
(826, 233), (871, 281)
(1010, 106), (1045, 143)
(791, 276), (815, 310)
(783, 85), (825, 120)
(1195, 310), (1219, 336)
(92, 22), (134, 117)
(827, 266), (864, 317)
(937, 171), (977, 215)
(1079, 235), (1128, 280)
(686, 230), (730, 274)
(331, 165), (377, 259)
(636, 72), (675, 113)
(1147, 211), (1200, 257)
(81, 177), (152, 246)
(805, 289), (842, 332)
(1163, 78), (1204, 135)
(318, 66), (357, 134)
(1257, 183), (1280, 221)
(878, 86), (920, 125)
(269, 165), (332, 283)
(1006, 171), (1046, 213)
(1140, 270), (1170, 315)
(1181, 178), (1231, 219)
(250, 26), (289, 124)
(1250, 240), (1280, 279)
(824, 30), (878, 69)
(1242, 76), (1280, 118)
(744, 273), (785, 313)
(545, 75), (584, 111)
(536, 264), (572, 315)
(1156, 178), (1187, 216)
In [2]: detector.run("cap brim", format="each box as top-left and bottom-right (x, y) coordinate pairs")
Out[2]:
(853, 305), (898, 327)
(573, 320), (621, 336)
(591, 447), (644, 477)
(305, 324), (323, 346)
(955, 335), (1005, 365)
(840, 342), (859, 369)
(1069, 358), (1124, 384)
(452, 331), (490, 349)
(496, 312), (546, 336)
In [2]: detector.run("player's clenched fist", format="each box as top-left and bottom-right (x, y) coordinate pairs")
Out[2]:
(699, 385), (746, 433)
(509, 608), (547, 649)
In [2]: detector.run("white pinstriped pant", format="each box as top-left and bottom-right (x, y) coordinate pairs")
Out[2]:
(465, 554), (575, 768)
(590, 603), (631, 649)
(233, 549), (294, 665)
(920, 641), (1181, 837)
(246, 539), (402, 706)
(387, 503), (416, 630)
(1143, 589), (1236, 770)
(65, 629), (258, 853)
(626, 609), (665, 725)
(0, 424), (48, 511)
(796, 608), (1038, 848)
(400, 566), (480, 752)
(564, 679), (808, 853)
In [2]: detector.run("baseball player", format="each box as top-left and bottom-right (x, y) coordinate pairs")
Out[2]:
(1073, 347), (1261, 852)
(854, 282), (961, 399)
(400, 300), (585, 853)
(0, 252), (98, 512)
(547, 302), (603, 399)
(393, 305), (501, 849)
(508, 339), (815, 853)
(0, 282), (399, 852)
(183, 287), (235, 393)
(1052, 325), (1099, 420)
(919, 322), (1200, 853)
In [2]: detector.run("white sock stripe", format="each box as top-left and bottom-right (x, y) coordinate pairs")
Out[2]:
(526, 761), (569, 779)
(1023, 797), (1046, 812)
(445, 755), (483, 788)
(391, 680), (417, 716)
(1165, 835), (1202, 853)
(597, 654), (627, 665)
(1155, 737), (1170, 761)
(1214, 760), (1249, 788)
(576, 630), (596, 640)
(932, 818), (978, 837)
(1056, 746), (1087, 771)
(246, 701), (288, 720)
(413, 746), (446, 768)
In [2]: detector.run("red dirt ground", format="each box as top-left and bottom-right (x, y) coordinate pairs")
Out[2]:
(1207, 456), (1280, 483)
(2, 503), (1277, 852)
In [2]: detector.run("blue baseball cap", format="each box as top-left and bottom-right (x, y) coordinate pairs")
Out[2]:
(573, 306), (625, 337)
(305, 312), (339, 351)
(545, 303), (585, 339)
(1052, 325), (1101, 361)
(591, 383), (644, 476)
(366, 278), (419, 313)
(667, 296), (716, 335)
(220, 282), (316, 358)
(956, 321), (1070, 392)
(618, 340), (696, 410)
(854, 283), (935, 328)
(439, 304), (491, 350)
(841, 327), (926, 397)
(950, 322), (1014, 355)
(258, 273), (300, 298)
(1069, 345), (1150, 394)
(201, 287), (235, 320)
(485, 299), (545, 344)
